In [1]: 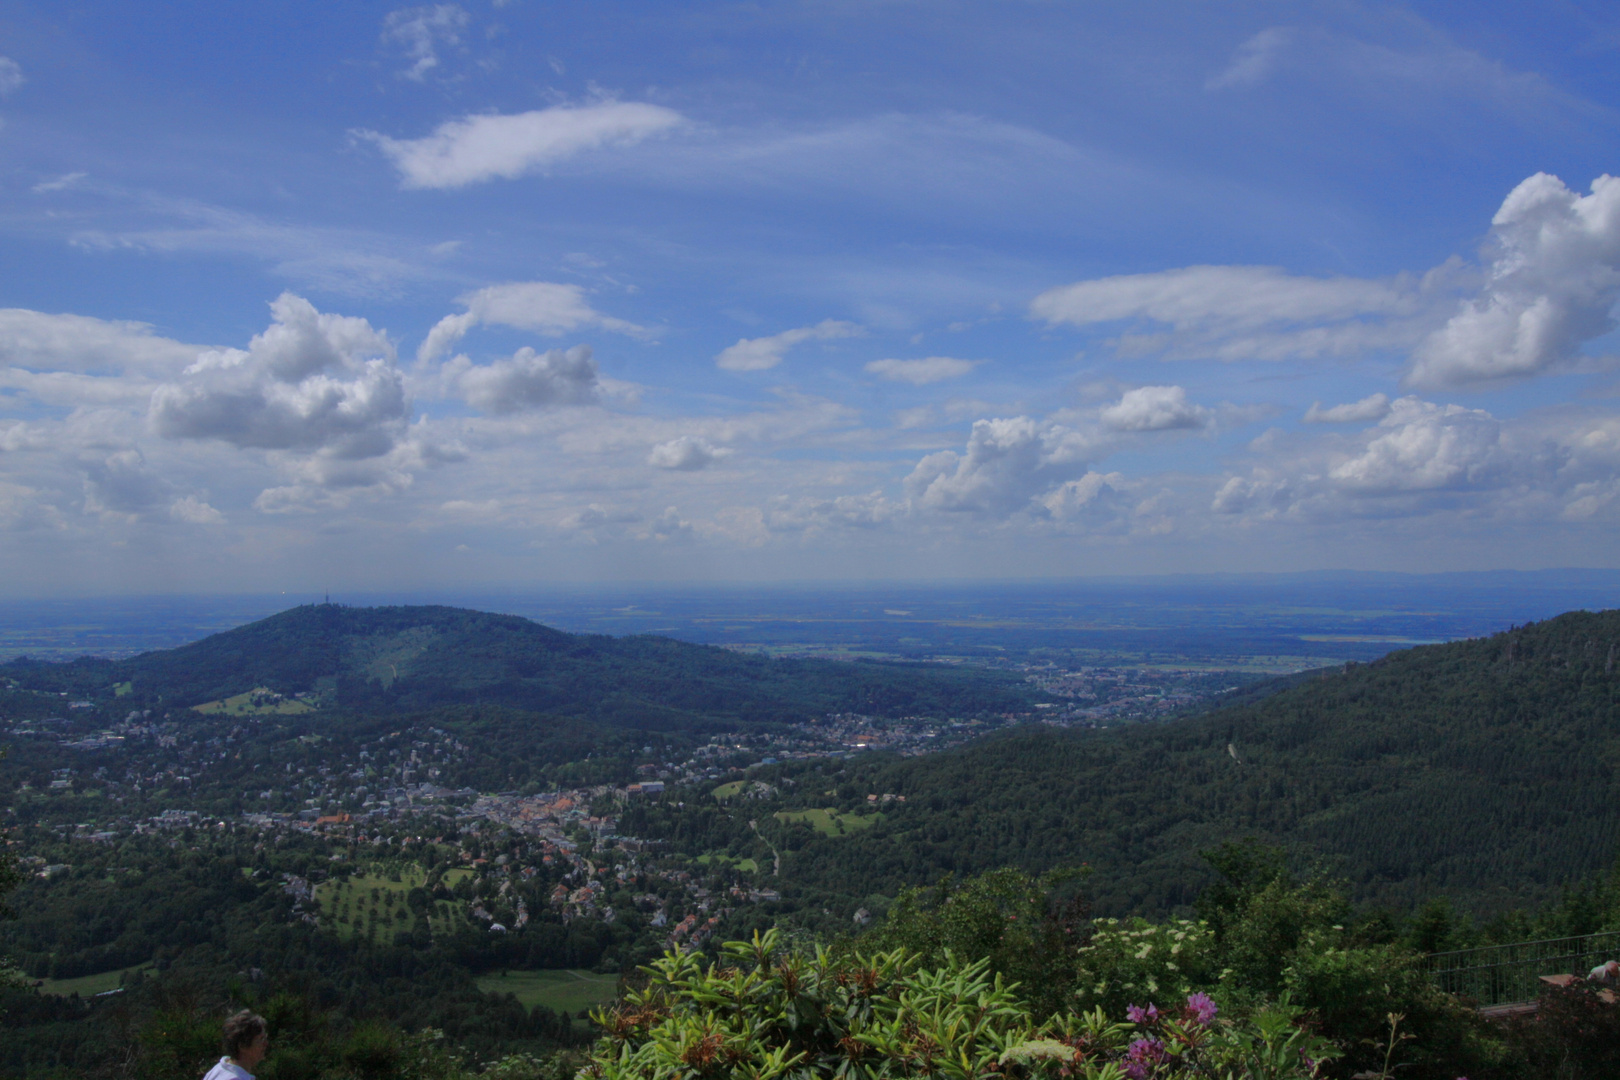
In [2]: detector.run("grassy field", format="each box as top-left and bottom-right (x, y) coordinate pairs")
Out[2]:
(697, 852), (759, 873)
(314, 865), (469, 943)
(773, 807), (881, 836)
(40, 963), (151, 997)
(476, 969), (620, 1014)
(193, 688), (313, 716)
(711, 780), (747, 799)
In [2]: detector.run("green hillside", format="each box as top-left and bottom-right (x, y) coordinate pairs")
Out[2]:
(0, 603), (1040, 729)
(771, 609), (1620, 914)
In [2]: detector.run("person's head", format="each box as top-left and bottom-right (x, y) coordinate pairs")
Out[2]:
(223, 1010), (268, 1068)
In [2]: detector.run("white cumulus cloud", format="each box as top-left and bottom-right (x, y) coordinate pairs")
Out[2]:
(169, 496), (224, 524)
(647, 435), (730, 471)
(864, 356), (979, 385)
(452, 345), (599, 413)
(1408, 173), (1620, 387)
(418, 281), (647, 363)
(904, 416), (1098, 516)
(1328, 397), (1510, 493)
(1100, 385), (1209, 431)
(359, 102), (687, 189)
(640, 505), (696, 543)
(1037, 471), (1130, 522)
(150, 293), (408, 461)
(715, 320), (862, 372)
(1212, 395), (1603, 523)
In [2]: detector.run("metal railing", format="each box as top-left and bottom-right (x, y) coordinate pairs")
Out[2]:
(1422, 931), (1620, 1006)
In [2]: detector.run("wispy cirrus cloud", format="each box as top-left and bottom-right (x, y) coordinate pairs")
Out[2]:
(0, 57), (23, 98)
(1206, 27), (1293, 91)
(358, 102), (687, 189)
(382, 4), (469, 82)
(1030, 263), (1455, 364)
(1304, 393), (1390, 424)
(716, 320), (862, 372)
(864, 356), (978, 385)
(51, 186), (453, 297)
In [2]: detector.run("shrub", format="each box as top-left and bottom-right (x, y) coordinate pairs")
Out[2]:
(1281, 934), (1500, 1080)
(1073, 918), (1220, 1017)
(869, 867), (1090, 1016)
(1503, 980), (1620, 1080)
(582, 930), (1339, 1080)
(341, 1021), (404, 1080)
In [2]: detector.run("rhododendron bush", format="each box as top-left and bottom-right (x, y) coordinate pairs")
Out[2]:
(582, 931), (1338, 1080)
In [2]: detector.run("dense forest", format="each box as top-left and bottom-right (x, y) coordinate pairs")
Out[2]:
(0, 604), (1043, 729)
(623, 609), (1620, 917)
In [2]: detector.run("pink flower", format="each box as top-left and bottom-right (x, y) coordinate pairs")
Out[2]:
(1184, 992), (1218, 1027)
(1122, 1037), (1167, 1080)
(1126, 1003), (1159, 1025)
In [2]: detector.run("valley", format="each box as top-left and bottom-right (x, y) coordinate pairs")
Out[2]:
(2, 599), (1618, 1079)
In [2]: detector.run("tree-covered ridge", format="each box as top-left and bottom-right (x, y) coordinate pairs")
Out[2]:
(0, 604), (1042, 728)
(737, 609), (1620, 914)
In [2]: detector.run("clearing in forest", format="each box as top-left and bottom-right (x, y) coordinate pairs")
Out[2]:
(696, 852), (760, 873)
(773, 807), (881, 836)
(192, 688), (313, 716)
(40, 963), (153, 998)
(476, 969), (620, 1014)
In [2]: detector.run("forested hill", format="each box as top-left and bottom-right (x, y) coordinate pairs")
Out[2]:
(775, 608), (1620, 914)
(0, 604), (1039, 728)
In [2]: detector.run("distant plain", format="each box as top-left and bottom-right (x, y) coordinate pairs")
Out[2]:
(5, 571), (1619, 671)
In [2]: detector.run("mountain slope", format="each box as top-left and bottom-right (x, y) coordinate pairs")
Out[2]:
(772, 609), (1620, 913)
(1, 604), (1039, 728)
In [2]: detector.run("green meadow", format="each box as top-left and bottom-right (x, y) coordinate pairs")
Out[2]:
(772, 807), (881, 836)
(40, 963), (152, 998)
(192, 688), (314, 716)
(696, 852), (759, 873)
(475, 969), (620, 1015)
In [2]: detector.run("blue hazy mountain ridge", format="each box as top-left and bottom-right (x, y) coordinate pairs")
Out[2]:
(6, 571), (1620, 665)
(0, 603), (1040, 727)
(758, 608), (1620, 914)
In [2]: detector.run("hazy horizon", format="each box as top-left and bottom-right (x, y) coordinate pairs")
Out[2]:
(5, 567), (1619, 663)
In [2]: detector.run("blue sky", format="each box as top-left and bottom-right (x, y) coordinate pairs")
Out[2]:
(3, 1), (1620, 593)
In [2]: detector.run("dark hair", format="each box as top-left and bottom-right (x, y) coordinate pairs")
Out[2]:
(222, 1010), (267, 1058)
